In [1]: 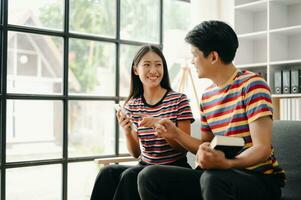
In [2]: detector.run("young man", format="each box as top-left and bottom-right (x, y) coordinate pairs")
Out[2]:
(137, 20), (286, 200)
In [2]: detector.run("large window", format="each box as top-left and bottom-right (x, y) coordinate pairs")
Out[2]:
(0, 0), (191, 199)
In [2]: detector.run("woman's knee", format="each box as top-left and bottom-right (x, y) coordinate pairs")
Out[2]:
(119, 166), (141, 181)
(96, 164), (126, 181)
(99, 164), (120, 174)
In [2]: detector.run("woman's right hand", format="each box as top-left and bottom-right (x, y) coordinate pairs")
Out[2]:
(116, 110), (132, 133)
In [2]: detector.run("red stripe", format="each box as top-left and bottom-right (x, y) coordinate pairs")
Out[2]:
(203, 93), (241, 110)
(248, 107), (271, 119)
(206, 104), (244, 120)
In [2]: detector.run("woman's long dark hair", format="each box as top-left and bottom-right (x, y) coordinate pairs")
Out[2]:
(125, 45), (172, 104)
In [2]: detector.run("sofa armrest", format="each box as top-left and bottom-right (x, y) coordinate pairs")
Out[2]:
(94, 156), (138, 166)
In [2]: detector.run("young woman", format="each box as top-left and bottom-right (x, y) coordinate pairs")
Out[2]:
(90, 45), (194, 200)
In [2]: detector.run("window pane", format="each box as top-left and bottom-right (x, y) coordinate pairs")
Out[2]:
(118, 126), (128, 154)
(70, 0), (116, 37)
(6, 100), (63, 162)
(119, 45), (141, 97)
(69, 39), (115, 95)
(7, 32), (63, 94)
(117, 100), (129, 154)
(8, 0), (64, 30)
(68, 162), (99, 200)
(120, 0), (160, 43)
(6, 164), (61, 200)
(68, 101), (115, 157)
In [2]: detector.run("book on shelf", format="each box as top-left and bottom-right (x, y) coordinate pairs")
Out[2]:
(291, 69), (300, 94)
(210, 135), (245, 159)
(274, 70), (282, 94)
(282, 69), (291, 94)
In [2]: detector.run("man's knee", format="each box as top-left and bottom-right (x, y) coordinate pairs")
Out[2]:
(200, 170), (224, 187)
(138, 165), (161, 184)
(138, 165), (164, 191)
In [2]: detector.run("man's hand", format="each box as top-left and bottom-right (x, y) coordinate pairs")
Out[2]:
(153, 119), (178, 139)
(196, 142), (231, 169)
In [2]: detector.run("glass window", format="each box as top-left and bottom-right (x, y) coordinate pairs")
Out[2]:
(6, 100), (63, 162)
(6, 164), (62, 200)
(69, 0), (116, 37)
(7, 32), (63, 94)
(68, 162), (99, 200)
(119, 45), (141, 97)
(68, 39), (115, 96)
(8, 0), (64, 30)
(120, 0), (160, 43)
(68, 101), (115, 157)
(118, 100), (128, 154)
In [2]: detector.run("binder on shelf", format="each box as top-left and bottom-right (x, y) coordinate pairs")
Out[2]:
(299, 69), (301, 94)
(282, 69), (291, 94)
(291, 69), (299, 94)
(274, 70), (282, 94)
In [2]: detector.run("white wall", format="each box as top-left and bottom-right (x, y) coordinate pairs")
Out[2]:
(186, 0), (235, 167)
(190, 0), (234, 27)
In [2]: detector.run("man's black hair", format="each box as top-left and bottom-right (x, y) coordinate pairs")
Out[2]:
(185, 20), (239, 64)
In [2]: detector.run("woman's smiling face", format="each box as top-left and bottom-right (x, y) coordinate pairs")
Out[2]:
(134, 51), (164, 89)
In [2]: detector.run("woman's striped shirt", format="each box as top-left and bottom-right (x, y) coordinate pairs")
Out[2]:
(200, 70), (285, 182)
(125, 91), (194, 165)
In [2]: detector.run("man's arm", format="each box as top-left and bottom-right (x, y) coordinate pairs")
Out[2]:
(174, 127), (214, 154)
(228, 116), (272, 168)
(196, 116), (272, 169)
(161, 120), (191, 152)
(154, 118), (214, 154)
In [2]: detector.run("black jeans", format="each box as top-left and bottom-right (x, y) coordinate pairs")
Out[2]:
(138, 165), (282, 200)
(90, 158), (191, 200)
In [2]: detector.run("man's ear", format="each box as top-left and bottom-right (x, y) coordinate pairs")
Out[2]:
(210, 51), (219, 64)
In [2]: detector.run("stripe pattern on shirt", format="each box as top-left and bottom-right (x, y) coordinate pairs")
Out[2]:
(125, 91), (194, 165)
(200, 70), (285, 181)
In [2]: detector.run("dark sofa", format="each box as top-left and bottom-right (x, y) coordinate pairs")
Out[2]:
(272, 120), (301, 200)
(188, 120), (301, 199)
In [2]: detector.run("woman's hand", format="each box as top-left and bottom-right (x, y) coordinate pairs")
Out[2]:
(116, 110), (132, 133)
(139, 116), (161, 129)
(196, 142), (231, 169)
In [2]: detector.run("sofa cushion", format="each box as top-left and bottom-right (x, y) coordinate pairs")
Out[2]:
(272, 120), (301, 200)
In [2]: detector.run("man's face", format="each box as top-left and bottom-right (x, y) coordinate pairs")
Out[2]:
(190, 46), (212, 79)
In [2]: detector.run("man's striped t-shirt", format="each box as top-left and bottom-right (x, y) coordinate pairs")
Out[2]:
(125, 91), (194, 165)
(200, 70), (285, 181)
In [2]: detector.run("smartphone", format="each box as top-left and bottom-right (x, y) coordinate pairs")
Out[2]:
(114, 104), (137, 131)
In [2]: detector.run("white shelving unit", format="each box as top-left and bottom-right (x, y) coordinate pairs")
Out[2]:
(234, 0), (301, 120)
